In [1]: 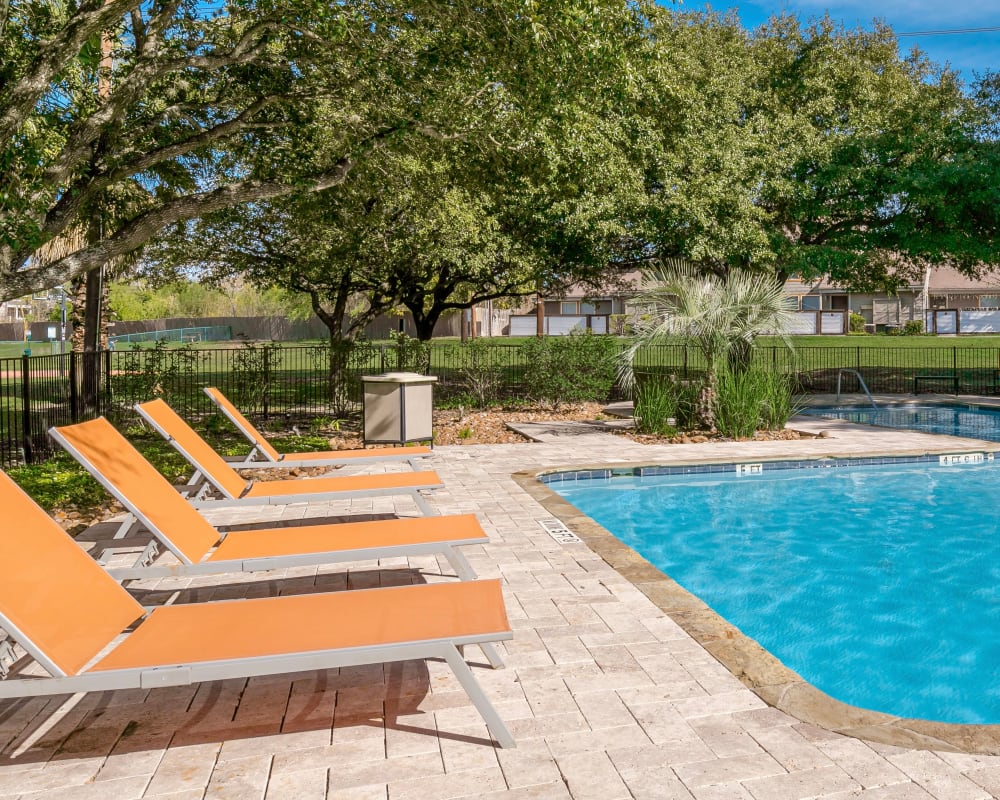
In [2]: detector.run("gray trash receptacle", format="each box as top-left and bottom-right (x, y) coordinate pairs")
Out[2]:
(362, 372), (437, 445)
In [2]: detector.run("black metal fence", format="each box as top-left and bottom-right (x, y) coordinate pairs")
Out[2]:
(4, 341), (1000, 468)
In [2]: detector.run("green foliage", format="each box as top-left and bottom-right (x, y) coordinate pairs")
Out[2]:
(903, 320), (926, 336)
(633, 377), (679, 436)
(305, 339), (378, 417)
(714, 367), (799, 438)
(521, 332), (618, 410)
(269, 434), (338, 452)
(455, 339), (505, 408)
(230, 341), (279, 415)
(108, 281), (312, 321)
(9, 436), (193, 513)
(637, 12), (1000, 290)
(849, 313), (867, 333)
(3, 0), (656, 300)
(758, 372), (802, 431)
(389, 331), (431, 374)
(714, 368), (770, 439)
(9, 455), (107, 512)
(621, 265), (796, 429)
(110, 340), (205, 412)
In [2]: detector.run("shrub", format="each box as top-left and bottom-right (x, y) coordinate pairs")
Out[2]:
(902, 319), (925, 336)
(457, 338), (505, 408)
(110, 340), (205, 414)
(521, 332), (618, 410)
(230, 340), (280, 414)
(714, 367), (800, 438)
(849, 313), (867, 333)
(388, 330), (431, 373)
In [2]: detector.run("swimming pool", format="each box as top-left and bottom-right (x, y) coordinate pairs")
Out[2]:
(800, 403), (1000, 442)
(550, 456), (1000, 724)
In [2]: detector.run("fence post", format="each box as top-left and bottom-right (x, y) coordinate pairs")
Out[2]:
(261, 346), (271, 420)
(69, 352), (79, 422)
(20, 355), (32, 463)
(683, 346), (688, 380)
(103, 350), (112, 416)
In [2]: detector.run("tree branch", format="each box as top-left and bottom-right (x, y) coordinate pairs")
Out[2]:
(2, 158), (358, 300)
(0, 0), (137, 143)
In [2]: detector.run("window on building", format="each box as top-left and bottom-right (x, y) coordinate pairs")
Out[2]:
(830, 295), (849, 311)
(800, 296), (821, 311)
(979, 296), (1000, 309)
(560, 301), (578, 315)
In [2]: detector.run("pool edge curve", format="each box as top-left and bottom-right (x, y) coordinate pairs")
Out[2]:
(514, 451), (1000, 756)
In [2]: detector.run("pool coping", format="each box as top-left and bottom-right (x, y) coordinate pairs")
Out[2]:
(514, 447), (1000, 756)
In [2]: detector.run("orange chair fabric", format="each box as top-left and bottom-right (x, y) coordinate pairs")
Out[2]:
(137, 399), (442, 500)
(0, 473), (144, 675)
(209, 514), (484, 562)
(53, 419), (223, 561)
(93, 580), (509, 671)
(240, 470), (438, 499)
(139, 399), (249, 497)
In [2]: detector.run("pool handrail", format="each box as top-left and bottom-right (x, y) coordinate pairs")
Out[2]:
(836, 369), (878, 409)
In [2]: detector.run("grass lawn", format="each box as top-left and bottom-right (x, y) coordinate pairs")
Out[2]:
(767, 334), (1000, 348)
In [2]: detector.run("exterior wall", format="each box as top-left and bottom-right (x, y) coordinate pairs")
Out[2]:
(509, 315), (609, 336)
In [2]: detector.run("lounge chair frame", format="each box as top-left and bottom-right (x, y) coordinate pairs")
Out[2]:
(0, 469), (515, 748)
(133, 400), (438, 516)
(0, 602), (513, 747)
(48, 420), (479, 582)
(204, 387), (432, 470)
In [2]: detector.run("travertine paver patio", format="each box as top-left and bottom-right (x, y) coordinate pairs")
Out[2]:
(4, 408), (1000, 799)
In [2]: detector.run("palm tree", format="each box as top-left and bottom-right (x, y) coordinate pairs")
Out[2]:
(619, 264), (796, 431)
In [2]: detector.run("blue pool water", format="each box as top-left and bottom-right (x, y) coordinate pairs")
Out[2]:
(800, 404), (1000, 442)
(552, 459), (1000, 723)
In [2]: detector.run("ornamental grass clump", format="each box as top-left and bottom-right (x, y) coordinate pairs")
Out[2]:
(634, 374), (700, 435)
(714, 367), (800, 439)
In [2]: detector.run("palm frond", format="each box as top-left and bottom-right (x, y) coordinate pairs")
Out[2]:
(618, 263), (796, 392)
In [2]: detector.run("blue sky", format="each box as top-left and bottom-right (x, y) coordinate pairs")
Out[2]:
(704, 1), (997, 83)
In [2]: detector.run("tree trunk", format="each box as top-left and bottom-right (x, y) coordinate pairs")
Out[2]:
(69, 275), (86, 352)
(695, 369), (717, 431)
(409, 310), (439, 342)
(309, 289), (353, 416)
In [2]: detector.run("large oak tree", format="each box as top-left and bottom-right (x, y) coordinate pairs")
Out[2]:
(0, 0), (653, 300)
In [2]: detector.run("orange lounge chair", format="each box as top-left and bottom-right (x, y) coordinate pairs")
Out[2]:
(49, 417), (485, 583)
(134, 399), (440, 515)
(204, 387), (432, 470)
(0, 472), (514, 748)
